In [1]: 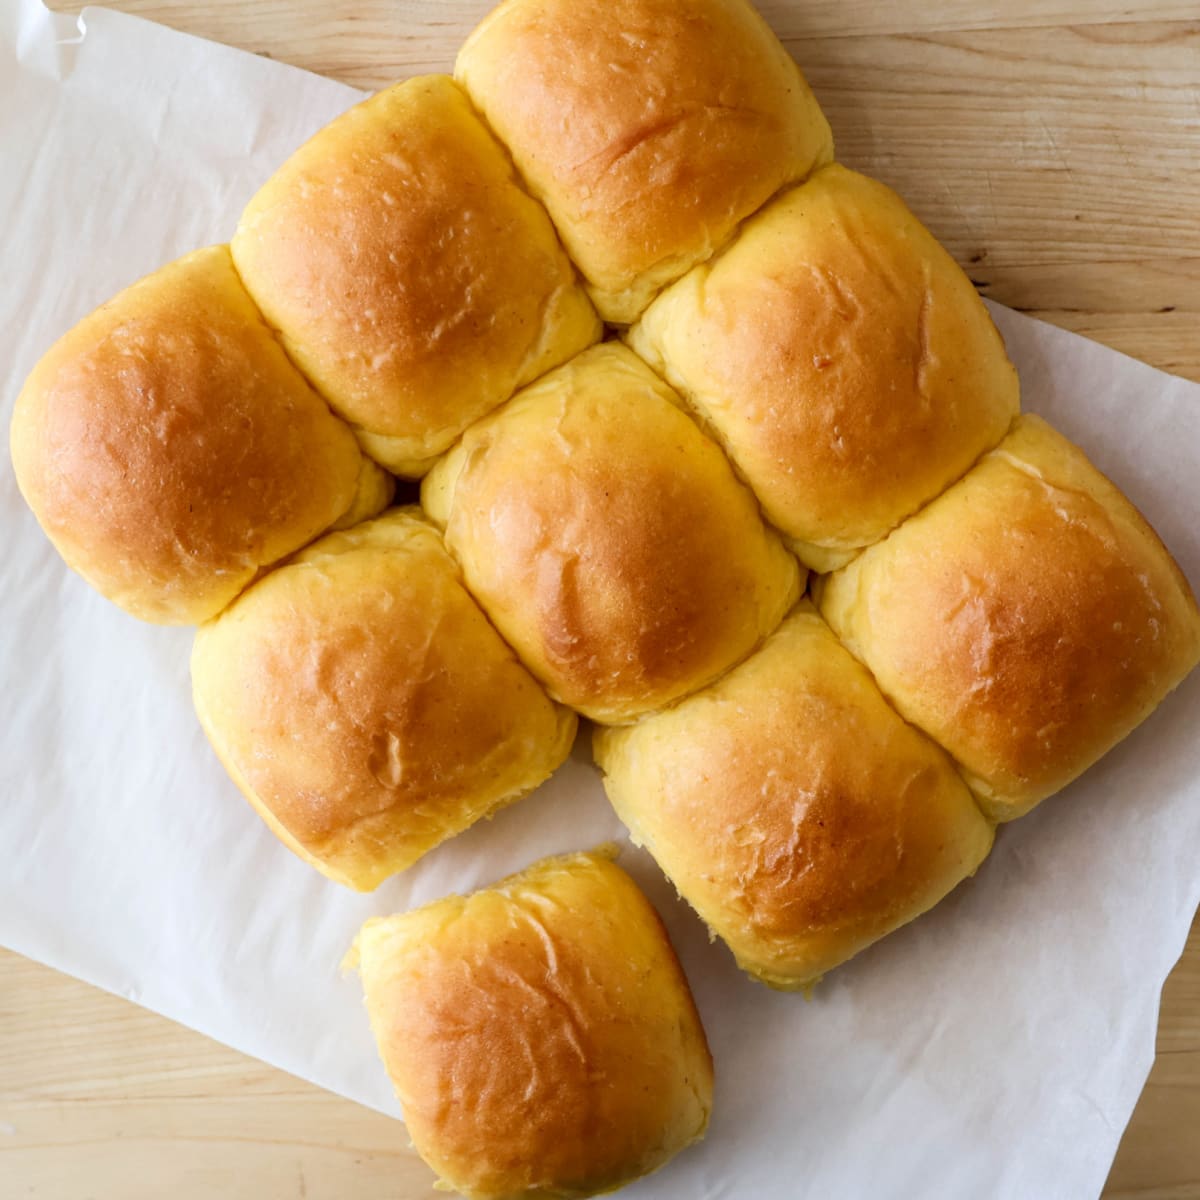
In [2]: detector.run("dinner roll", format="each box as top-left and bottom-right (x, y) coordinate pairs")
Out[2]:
(595, 604), (993, 990)
(629, 165), (1020, 572)
(191, 510), (576, 891)
(818, 416), (1200, 821)
(422, 343), (801, 724)
(456, 0), (833, 324)
(10, 245), (378, 625)
(232, 75), (601, 477)
(347, 848), (713, 1199)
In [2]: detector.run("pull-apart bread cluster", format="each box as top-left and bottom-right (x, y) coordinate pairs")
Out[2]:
(11, 0), (1199, 1194)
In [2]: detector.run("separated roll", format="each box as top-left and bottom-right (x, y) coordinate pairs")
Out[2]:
(191, 510), (577, 890)
(9, 245), (387, 625)
(348, 848), (713, 1200)
(595, 604), (993, 990)
(818, 416), (1200, 821)
(630, 165), (1020, 571)
(457, 0), (833, 323)
(232, 75), (601, 476)
(422, 343), (801, 724)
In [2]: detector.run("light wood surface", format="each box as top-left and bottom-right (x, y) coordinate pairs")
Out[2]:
(6, 1), (1199, 1196)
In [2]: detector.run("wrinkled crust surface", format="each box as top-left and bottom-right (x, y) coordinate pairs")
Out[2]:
(629, 165), (1020, 568)
(351, 850), (713, 1199)
(595, 604), (993, 988)
(457, 0), (833, 323)
(9, 245), (364, 624)
(819, 415), (1200, 820)
(232, 75), (601, 475)
(422, 343), (802, 724)
(191, 509), (576, 890)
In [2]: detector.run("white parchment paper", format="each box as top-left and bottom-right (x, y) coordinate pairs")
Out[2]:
(2, 3), (1198, 1197)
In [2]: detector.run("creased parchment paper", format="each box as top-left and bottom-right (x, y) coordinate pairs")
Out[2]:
(2, 4), (1198, 1197)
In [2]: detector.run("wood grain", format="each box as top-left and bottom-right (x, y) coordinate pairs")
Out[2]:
(9, 2), (1200, 1197)
(72, 0), (1200, 59)
(0, 949), (439, 1199)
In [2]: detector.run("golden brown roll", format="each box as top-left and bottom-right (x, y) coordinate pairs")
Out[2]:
(191, 509), (576, 891)
(629, 165), (1020, 572)
(9, 245), (378, 625)
(422, 343), (802, 724)
(347, 848), (713, 1199)
(595, 604), (993, 990)
(456, 0), (833, 324)
(232, 75), (601, 477)
(818, 416), (1200, 821)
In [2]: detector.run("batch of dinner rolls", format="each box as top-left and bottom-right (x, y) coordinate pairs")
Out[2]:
(11, 0), (1200, 1194)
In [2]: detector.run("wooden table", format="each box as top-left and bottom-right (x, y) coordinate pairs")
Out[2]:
(4, 2), (1198, 1196)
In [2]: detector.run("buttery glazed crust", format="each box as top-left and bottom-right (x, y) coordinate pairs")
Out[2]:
(629, 165), (1020, 572)
(348, 849), (713, 1199)
(232, 75), (601, 476)
(456, 0), (833, 323)
(422, 343), (802, 724)
(191, 510), (577, 890)
(9, 245), (370, 625)
(595, 604), (993, 989)
(818, 416), (1200, 820)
